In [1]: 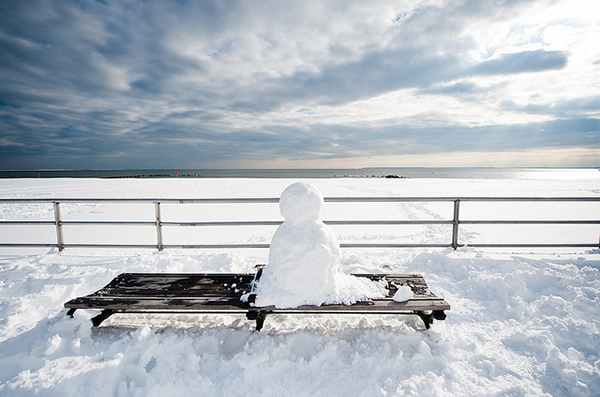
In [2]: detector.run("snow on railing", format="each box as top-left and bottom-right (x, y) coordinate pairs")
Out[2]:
(0, 197), (599, 251)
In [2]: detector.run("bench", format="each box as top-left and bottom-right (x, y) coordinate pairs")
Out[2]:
(64, 269), (450, 330)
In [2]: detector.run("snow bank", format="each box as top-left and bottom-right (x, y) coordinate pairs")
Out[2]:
(254, 182), (386, 308)
(0, 177), (599, 396)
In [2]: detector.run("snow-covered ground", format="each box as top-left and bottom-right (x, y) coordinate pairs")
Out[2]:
(0, 177), (599, 396)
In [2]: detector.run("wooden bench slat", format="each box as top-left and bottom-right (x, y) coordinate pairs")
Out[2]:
(92, 287), (249, 297)
(94, 274), (254, 298)
(97, 273), (427, 290)
(66, 298), (450, 312)
(66, 298), (251, 311)
(66, 273), (443, 307)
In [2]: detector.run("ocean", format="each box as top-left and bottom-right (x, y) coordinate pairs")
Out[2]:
(0, 167), (599, 180)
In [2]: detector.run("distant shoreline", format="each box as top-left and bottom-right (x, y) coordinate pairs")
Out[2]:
(0, 167), (598, 180)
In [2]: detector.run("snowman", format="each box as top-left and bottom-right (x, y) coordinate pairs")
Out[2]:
(254, 182), (387, 308)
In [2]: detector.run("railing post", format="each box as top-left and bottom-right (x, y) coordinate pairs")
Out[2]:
(451, 199), (460, 250)
(53, 201), (64, 251)
(155, 202), (163, 251)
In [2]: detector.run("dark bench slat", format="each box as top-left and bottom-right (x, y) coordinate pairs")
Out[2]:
(98, 273), (427, 293)
(104, 275), (253, 288)
(92, 285), (252, 297)
(66, 297), (449, 313)
(66, 296), (449, 312)
(112, 273), (425, 283)
(252, 297), (450, 312)
(69, 293), (445, 306)
(95, 273), (255, 298)
(66, 273), (443, 307)
(105, 273), (427, 288)
(81, 275), (434, 300)
(87, 288), (437, 300)
(66, 296), (252, 311)
(88, 288), (242, 298)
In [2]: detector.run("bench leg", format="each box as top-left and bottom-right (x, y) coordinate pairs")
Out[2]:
(246, 310), (269, 331)
(91, 309), (115, 327)
(416, 311), (446, 329)
(66, 308), (77, 318)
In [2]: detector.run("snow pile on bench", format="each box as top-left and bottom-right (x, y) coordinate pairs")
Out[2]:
(254, 182), (387, 308)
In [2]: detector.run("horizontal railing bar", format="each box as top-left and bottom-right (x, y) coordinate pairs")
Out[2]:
(460, 220), (600, 225)
(92, 309), (435, 316)
(61, 221), (156, 226)
(0, 243), (59, 248)
(163, 221), (282, 227)
(340, 243), (451, 248)
(106, 310), (433, 315)
(0, 243), (448, 249)
(2, 243), (597, 250)
(66, 244), (160, 249)
(325, 197), (600, 202)
(0, 220), (56, 225)
(467, 243), (599, 248)
(1, 243), (448, 249)
(65, 244), (159, 249)
(0, 220), (451, 227)
(72, 243), (600, 249)
(175, 198), (279, 204)
(0, 198), (280, 204)
(0, 199), (154, 203)
(161, 243), (454, 249)
(449, 197), (600, 202)
(0, 220), (157, 226)
(0, 243), (158, 249)
(1, 219), (596, 226)
(329, 220), (453, 225)
(1, 197), (599, 204)
(162, 244), (271, 249)
(162, 220), (453, 227)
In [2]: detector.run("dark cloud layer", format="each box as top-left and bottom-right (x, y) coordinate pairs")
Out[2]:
(470, 50), (568, 75)
(0, 0), (597, 169)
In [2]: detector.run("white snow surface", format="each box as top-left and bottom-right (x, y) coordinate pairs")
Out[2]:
(0, 177), (599, 396)
(255, 182), (387, 308)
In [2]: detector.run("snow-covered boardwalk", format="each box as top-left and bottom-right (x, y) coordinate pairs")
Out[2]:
(0, 177), (599, 396)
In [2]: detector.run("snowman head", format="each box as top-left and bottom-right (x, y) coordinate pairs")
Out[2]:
(279, 182), (324, 224)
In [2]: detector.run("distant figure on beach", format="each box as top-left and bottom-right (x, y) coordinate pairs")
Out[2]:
(254, 182), (386, 308)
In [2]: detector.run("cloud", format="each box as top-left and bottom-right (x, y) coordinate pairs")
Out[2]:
(501, 96), (600, 118)
(1, 111), (598, 169)
(469, 50), (568, 75)
(262, 50), (464, 107)
(237, 48), (568, 110)
(0, 138), (24, 147)
(0, 0), (598, 169)
(418, 81), (496, 97)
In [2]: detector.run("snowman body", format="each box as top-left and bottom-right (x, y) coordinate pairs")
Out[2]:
(254, 182), (386, 308)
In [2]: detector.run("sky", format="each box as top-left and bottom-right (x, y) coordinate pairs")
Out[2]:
(0, 0), (599, 170)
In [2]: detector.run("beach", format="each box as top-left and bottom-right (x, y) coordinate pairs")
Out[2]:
(1, 177), (599, 396)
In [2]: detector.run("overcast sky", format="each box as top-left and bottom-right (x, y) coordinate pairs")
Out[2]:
(1, 0), (599, 170)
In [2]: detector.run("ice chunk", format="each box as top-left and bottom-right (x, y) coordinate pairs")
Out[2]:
(393, 285), (413, 302)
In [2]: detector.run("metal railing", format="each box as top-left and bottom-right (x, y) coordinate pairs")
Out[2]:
(0, 197), (599, 251)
